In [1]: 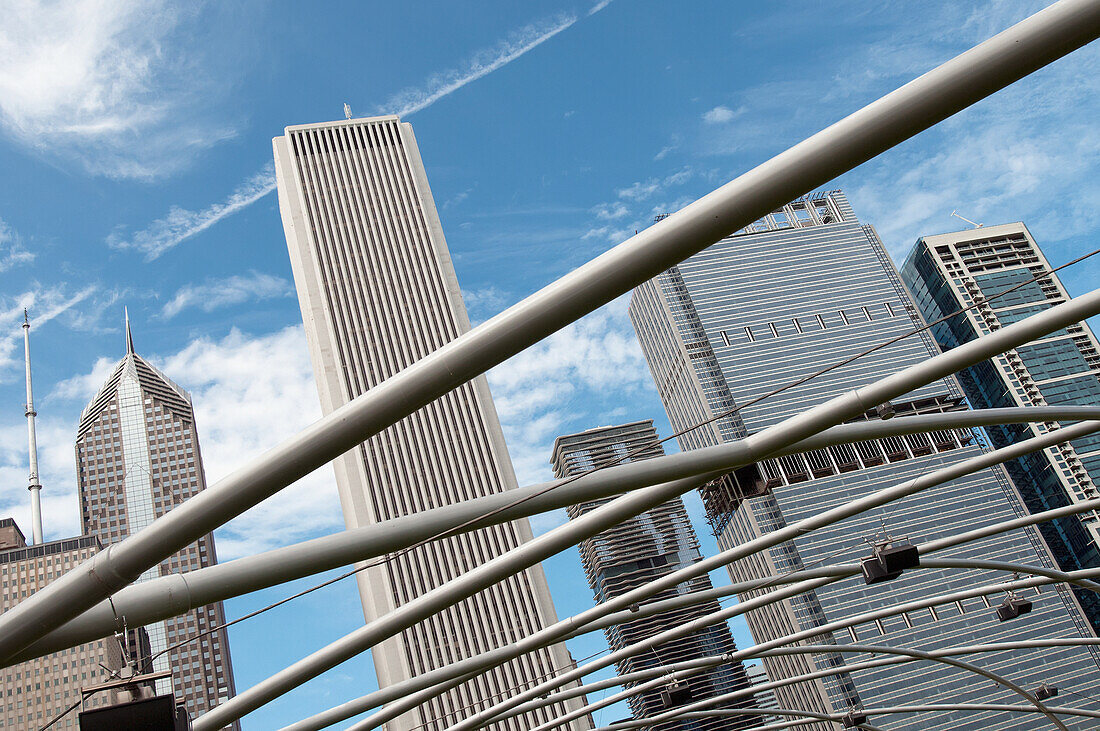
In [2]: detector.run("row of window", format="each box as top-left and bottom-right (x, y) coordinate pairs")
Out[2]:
(721, 301), (901, 346)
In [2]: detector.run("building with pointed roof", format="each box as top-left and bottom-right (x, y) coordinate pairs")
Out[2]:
(75, 316), (238, 727)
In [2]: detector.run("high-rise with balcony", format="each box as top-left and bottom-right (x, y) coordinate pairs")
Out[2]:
(629, 190), (1100, 730)
(901, 223), (1100, 632)
(550, 420), (758, 730)
(273, 115), (591, 730)
(75, 323), (238, 727)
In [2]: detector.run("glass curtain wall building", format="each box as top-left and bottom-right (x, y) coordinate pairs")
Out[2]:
(901, 223), (1100, 632)
(75, 323), (238, 727)
(550, 420), (759, 730)
(273, 115), (591, 731)
(629, 190), (1100, 730)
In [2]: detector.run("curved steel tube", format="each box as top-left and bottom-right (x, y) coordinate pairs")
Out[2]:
(505, 558), (1100, 731)
(284, 424), (1100, 731)
(16, 407), (1096, 666)
(664, 704), (1100, 728)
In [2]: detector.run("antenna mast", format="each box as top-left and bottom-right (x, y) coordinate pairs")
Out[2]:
(23, 310), (43, 544)
(950, 209), (984, 229)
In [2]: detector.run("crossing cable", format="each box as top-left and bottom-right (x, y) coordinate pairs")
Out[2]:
(153, 245), (1100, 666)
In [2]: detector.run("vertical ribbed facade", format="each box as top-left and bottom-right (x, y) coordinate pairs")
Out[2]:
(550, 421), (758, 730)
(273, 116), (591, 731)
(630, 191), (1100, 730)
(901, 223), (1100, 632)
(0, 527), (124, 730)
(75, 349), (237, 727)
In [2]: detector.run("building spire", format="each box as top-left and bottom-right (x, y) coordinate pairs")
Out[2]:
(23, 309), (43, 545)
(125, 306), (135, 355)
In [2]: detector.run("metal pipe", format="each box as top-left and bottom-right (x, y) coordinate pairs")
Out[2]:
(191, 474), (712, 730)
(504, 558), (1100, 731)
(201, 354), (1100, 728)
(291, 420), (1100, 731)
(600, 645), (1092, 731)
(661, 703), (1100, 728)
(16, 406), (1096, 665)
(511, 636), (1100, 727)
(529, 566), (1100, 731)
(440, 418), (1100, 731)
(5, 0), (1098, 667)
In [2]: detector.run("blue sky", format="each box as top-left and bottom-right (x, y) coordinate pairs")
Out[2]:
(1, 0), (1099, 728)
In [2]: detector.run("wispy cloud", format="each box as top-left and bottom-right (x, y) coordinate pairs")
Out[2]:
(0, 1), (240, 179)
(487, 296), (656, 489)
(588, 0), (616, 15)
(0, 217), (33, 271)
(108, 166), (276, 261)
(0, 285), (98, 379)
(702, 105), (742, 124)
(379, 13), (579, 118)
(162, 271), (294, 318)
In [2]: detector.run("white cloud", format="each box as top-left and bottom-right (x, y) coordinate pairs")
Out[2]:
(107, 166), (276, 261)
(702, 105), (739, 124)
(162, 271), (293, 319)
(0, 417), (89, 542)
(593, 201), (629, 220)
(617, 179), (661, 201)
(588, 0), (615, 15)
(159, 326), (339, 559)
(487, 297), (656, 487)
(0, 1), (239, 179)
(0, 285), (99, 380)
(0, 218), (33, 271)
(840, 3), (1100, 258)
(380, 13), (578, 118)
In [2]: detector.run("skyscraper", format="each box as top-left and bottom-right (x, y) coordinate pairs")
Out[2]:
(550, 420), (758, 730)
(75, 321), (237, 727)
(901, 222), (1100, 631)
(0, 518), (124, 730)
(629, 191), (1100, 730)
(272, 115), (591, 731)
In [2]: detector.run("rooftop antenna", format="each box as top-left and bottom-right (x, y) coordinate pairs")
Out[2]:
(343, 103), (353, 120)
(950, 210), (983, 229)
(124, 306), (135, 355)
(23, 309), (44, 545)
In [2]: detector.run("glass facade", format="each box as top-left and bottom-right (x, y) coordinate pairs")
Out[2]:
(550, 421), (758, 730)
(900, 223), (1100, 633)
(631, 191), (1100, 730)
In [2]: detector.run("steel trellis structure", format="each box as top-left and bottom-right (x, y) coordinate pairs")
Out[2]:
(287, 422), (1100, 731)
(196, 313), (1100, 730)
(7, 407), (1096, 667)
(3, 0), (1098, 678)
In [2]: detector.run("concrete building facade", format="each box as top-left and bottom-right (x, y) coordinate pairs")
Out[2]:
(273, 115), (591, 730)
(0, 519), (124, 730)
(629, 190), (1100, 730)
(901, 223), (1100, 632)
(550, 420), (758, 730)
(75, 325), (237, 726)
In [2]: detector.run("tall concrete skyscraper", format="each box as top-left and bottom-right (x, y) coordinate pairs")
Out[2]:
(75, 322), (237, 726)
(0, 518), (124, 730)
(901, 223), (1100, 631)
(550, 420), (758, 730)
(273, 115), (591, 730)
(629, 190), (1100, 730)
